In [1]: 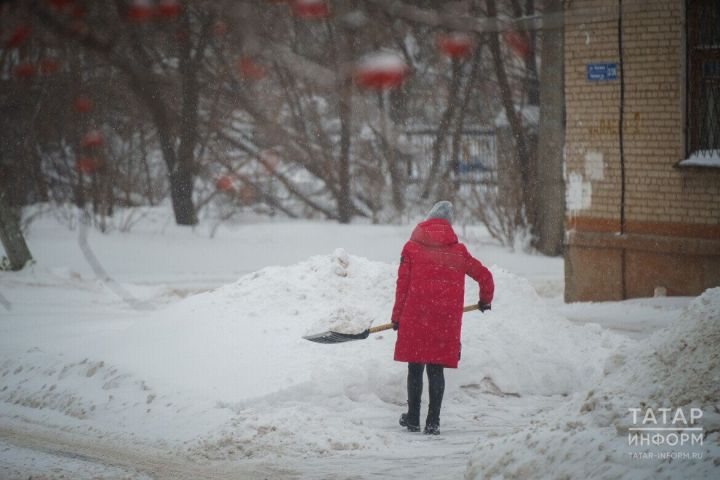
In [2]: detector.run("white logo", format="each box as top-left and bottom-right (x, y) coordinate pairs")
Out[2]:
(627, 407), (705, 460)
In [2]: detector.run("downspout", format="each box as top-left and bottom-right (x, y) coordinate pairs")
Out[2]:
(618, 0), (627, 298)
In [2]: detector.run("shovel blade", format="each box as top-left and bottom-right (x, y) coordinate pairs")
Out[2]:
(302, 329), (371, 344)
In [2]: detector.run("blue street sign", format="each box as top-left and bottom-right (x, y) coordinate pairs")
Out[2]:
(587, 63), (618, 81)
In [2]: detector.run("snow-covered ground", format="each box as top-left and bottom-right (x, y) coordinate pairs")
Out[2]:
(0, 208), (717, 479)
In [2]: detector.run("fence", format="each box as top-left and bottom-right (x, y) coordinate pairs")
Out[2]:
(398, 127), (496, 184)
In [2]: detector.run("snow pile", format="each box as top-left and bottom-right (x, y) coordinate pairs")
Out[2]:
(582, 287), (720, 423)
(87, 248), (395, 403)
(1, 249), (626, 459)
(466, 288), (720, 480)
(86, 250), (622, 405)
(458, 270), (624, 396)
(0, 354), (151, 421)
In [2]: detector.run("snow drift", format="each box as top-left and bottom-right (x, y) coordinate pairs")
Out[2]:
(85, 249), (623, 403)
(465, 287), (720, 480)
(582, 287), (720, 424)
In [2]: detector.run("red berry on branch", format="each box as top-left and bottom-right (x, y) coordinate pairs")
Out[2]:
(216, 176), (234, 192)
(503, 30), (530, 58)
(81, 130), (104, 148)
(73, 97), (93, 113)
(128, 0), (153, 22)
(353, 52), (409, 91)
(157, 0), (180, 19)
(13, 63), (35, 79)
(291, 0), (329, 19)
(436, 33), (473, 59)
(237, 57), (266, 81)
(75, 157), (97, 174)
(47, 0), (74, 13)
(6, 25), (31, 48)
(40, 58), (60, 75)
(212, 20), (228, 36)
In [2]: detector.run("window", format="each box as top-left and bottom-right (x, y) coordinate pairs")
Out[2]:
(686, 0), (720, 162)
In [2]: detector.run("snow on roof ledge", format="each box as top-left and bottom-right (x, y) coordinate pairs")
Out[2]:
(676, 150), (720, 168)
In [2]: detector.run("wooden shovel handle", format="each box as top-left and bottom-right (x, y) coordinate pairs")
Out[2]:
(369, 324), (394, 334)
(370, 303), (480, 334)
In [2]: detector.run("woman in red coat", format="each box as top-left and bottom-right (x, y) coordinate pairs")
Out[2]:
(391, 201), (494, 434)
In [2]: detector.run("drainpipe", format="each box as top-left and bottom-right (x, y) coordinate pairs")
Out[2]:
(618, 0), (627, 298)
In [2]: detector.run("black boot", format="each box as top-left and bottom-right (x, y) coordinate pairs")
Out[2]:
(404, 363), (424, 432)
(423, 423), (440, 435)
(424, 364), (444, 435)
(399, 413), (420, 432)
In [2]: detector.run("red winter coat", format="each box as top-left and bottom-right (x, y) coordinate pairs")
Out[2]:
(391, 219), (494, 368)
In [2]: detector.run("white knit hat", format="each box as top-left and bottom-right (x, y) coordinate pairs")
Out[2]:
(426, 201), (454, 224)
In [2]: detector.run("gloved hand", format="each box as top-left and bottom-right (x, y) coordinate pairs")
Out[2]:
(478, 302), (492, 312)
(392, 322), (399, 331)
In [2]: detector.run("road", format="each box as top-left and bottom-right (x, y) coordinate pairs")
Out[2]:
(1, 389), (563, 480)
(0, 422), (291, 480)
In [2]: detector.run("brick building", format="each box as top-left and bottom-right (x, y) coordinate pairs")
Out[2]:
(563, 0), (720, 301)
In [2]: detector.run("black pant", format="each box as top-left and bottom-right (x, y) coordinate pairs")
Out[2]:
(406, 363), (445, 427)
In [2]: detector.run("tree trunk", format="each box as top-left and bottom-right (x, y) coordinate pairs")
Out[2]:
(486, 0), (533, 216)
(0, 191), (32, 271)
(535, 0), (565, 255)
(486, 0), (536, 238)
(145, 91), (198, 226)
(168, 168), (198, 226)
(520, 0), (541, 106)
(378, 91), (405, 214)
(172, 9), (209, 227)
(335, 26), (353, 224)
(33, 5), (201, 227)
(338, 81), (353, 223)
(421, 58), (463, 200)
(126, 69), (199, 226)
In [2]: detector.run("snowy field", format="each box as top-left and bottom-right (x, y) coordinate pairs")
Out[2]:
(0, 208), (717, 479)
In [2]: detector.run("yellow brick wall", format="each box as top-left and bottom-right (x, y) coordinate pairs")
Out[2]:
(564, 0), (720, 231)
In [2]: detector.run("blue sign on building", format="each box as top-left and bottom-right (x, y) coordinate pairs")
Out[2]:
(587, 63), (618, 81)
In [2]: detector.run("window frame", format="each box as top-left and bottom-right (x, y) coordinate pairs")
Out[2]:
(684, 0), (720, 165)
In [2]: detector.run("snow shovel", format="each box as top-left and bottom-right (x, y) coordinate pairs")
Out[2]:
(303, 304), (480, 344)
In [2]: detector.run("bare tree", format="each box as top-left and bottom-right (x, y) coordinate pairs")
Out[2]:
(31, 0), (219, 226)
(0, 191), (33, 271)
(0, 0), (567, 256)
